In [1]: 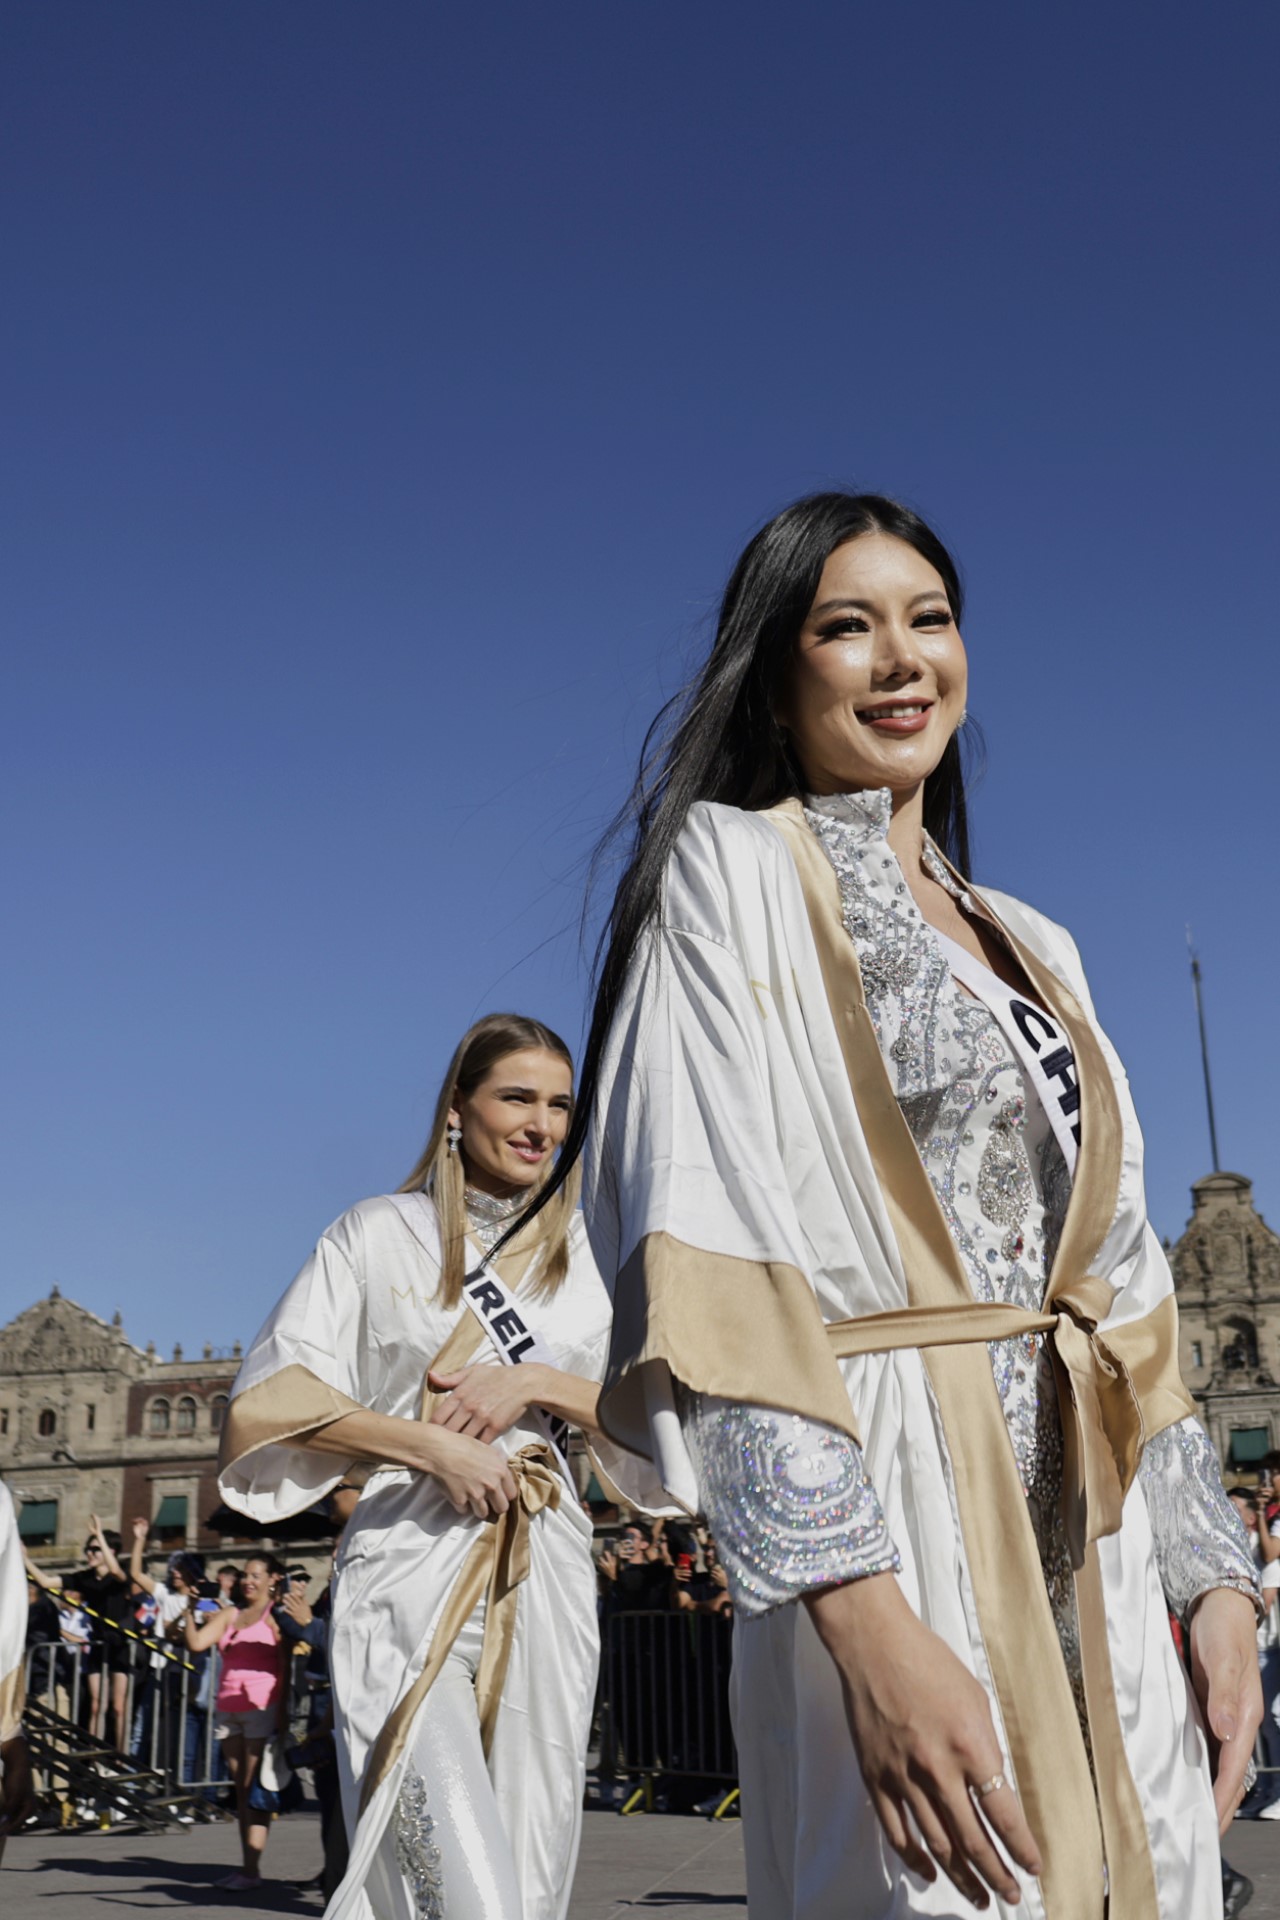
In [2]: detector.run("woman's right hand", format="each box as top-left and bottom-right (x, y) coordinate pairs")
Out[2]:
(807, 1572), (1042, 1911)
(415, 1425), (519, 1521)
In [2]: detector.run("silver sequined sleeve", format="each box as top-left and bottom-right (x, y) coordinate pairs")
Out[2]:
(679, 1390), (900, 1616)
(1138, 1415), (1260, 1621)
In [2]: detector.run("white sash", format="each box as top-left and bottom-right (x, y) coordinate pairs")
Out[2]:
(389, 1191), (575, 1485)
(932, 928), (1081, 1178)
(459, 1255), (575, 1484)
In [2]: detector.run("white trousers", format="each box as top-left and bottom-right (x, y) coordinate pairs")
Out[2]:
(362, 1604), (522, 1920)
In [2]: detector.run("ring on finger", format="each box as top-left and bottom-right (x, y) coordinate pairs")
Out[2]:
(1243, 1759), (1258, 1796)
(971, 1771), (1007, 1800)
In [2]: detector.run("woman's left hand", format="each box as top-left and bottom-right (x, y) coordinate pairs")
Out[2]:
(427, 1363), (547, 1443)
(1188, 1585), (1264, 1833)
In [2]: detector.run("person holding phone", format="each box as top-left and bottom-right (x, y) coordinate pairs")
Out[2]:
(183, 1553), (287, 1888)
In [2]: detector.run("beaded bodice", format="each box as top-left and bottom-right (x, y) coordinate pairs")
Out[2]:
(805, 789), (1085, 1702)
(682, 791), (1255, 1677)
(805, 791), (1070, 1496)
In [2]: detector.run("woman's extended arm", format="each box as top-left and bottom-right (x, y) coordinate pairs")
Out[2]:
(683, 1390), (1048, 1904)
(1137, 1415), (1263, 1831)
(21, 1550), (58, 1596)
(807, 1571), (1042, 1909)
(305, 1407), (518, 1520)
(88, 1514), (127, 1585)
(425, 1362), (601, 1443)
(127, 1517), (158, 1597)
(184, 1605), (234, 1654)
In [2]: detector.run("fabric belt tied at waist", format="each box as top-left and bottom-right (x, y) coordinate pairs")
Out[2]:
(824, 1281), (1144, 1568)
(358, 1443), (562, 1815)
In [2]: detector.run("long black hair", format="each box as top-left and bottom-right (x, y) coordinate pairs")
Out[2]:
(526, 490), (973, 1230)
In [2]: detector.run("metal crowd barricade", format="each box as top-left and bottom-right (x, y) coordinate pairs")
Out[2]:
(22, 1634), (232, 1829)
(600, 1609), (739, 1816)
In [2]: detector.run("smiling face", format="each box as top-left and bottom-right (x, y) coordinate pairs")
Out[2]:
(778, 531), (967, 799)
(240, 1558), (274, 1603)
(450, 1046), (573, 1199)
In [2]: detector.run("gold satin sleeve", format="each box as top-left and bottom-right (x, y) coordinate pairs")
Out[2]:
(217, 1363), (368, 1480)
(598, 1230), (863, 1461)
(1103, 1293), (1197, 1437)
(598, 1235), (1193, 1484)
(0, 1657), (25, 1746)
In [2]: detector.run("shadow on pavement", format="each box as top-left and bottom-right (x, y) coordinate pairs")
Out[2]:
(4, 1852), (314, 1911)
(616, 1898), (747, 1910)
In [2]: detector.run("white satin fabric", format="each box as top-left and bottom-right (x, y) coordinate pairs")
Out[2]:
(585, 801), (1222, 1920)
(220, 1195), (653, 1920)
(0, 1482), (27, 1746)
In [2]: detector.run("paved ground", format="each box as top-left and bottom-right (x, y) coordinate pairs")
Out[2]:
(6, 1807), (1280, 1916)
(0, 1807), (747, 1919)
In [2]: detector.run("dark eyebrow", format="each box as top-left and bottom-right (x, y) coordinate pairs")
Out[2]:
(810, 591), (949, 616)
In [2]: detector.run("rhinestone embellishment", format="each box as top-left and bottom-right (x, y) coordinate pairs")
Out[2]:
(394, 1766), (445, 1920)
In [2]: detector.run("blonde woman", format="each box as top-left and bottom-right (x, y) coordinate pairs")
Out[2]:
(218, 1014), (655, 1920)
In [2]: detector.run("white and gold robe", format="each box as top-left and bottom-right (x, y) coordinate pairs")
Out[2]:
(586, 797), (1229, 1920)
(218, 1194), (649, 1920)
(0, 1481), (26, 1751)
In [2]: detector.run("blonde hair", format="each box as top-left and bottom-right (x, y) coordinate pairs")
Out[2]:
(398, 1013), (581, 1310)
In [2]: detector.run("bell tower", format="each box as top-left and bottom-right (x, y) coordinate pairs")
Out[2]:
(1171, 1172), (1280, 1472)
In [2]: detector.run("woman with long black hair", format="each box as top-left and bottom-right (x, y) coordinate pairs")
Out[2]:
(538, 493), (1261, 1918)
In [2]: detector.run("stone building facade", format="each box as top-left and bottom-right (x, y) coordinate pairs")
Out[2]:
(2, 1287), (614, 1583)
(0, 1288), (247, 1571)
(1171, 1171), (1280, 1473)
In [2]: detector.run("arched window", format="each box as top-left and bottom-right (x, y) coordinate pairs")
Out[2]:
(37, 1408), (57, 1438)
(1222, 1317), (1260, 1373)
(176, 1396), (197, 1434)
(210, 1394), (229, 1433)
(149, 1398), (171, 1435)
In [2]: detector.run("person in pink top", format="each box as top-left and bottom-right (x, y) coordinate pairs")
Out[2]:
(184, 1553), (286, 1889)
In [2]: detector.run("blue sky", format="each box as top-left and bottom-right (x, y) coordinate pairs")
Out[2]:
(3, 3), (1277, 1354)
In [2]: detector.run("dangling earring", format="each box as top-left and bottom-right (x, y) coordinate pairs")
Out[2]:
(447, 1124), (462, 1156)
(958, 709), (969, 727)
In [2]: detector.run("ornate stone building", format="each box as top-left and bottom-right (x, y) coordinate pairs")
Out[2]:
(2, 1288), (613, 1578)
(1171, 1172), (1280, 1473)
(0, 1288), (244, 1571)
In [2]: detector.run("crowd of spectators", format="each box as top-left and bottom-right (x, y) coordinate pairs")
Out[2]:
(595, 1518), (731, 1619)
(18, 1486), (360, 1897)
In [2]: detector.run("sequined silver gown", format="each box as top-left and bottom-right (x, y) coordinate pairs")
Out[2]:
(682, 790), (1253, 1701)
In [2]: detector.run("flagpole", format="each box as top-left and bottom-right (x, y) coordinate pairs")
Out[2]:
(1187, 928), (1221, 1174)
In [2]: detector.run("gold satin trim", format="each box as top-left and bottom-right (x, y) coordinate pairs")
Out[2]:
(767, 798), (1174, 1919)
(1075, 1544), (1161, 1916)
(769, 799), (1193, 1546)
(824, 1290), (1192, 1564)
(358, 1444), (561, 1814)
(418, 1314), (486, 1421)
(219, 1207), (558, 1475)
(217, 1364), (368, 1479)
(767, 801), (1106, 1916)
(0, 1659), (25, 1746)
(1101, 1294), (1195, 1435)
